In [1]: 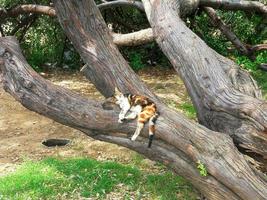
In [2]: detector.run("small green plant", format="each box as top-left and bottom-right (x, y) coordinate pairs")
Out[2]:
(128, 52), (145, 71)
(196, 160), (208, 177)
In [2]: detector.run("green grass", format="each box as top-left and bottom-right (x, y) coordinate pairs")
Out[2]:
(179, 102), (197, 119)
(0, 157), (198, 200)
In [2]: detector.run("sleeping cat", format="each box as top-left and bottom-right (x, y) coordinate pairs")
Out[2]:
(114, 87), (159, 148)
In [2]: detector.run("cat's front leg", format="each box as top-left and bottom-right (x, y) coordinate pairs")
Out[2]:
(117, 98), (130, 123)
(118, 109), (128, 123)
(118, 113), (126, 123)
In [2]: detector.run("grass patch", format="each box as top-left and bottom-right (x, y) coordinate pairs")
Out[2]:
(0, 157), (198, 199)
(179, 102), (197, 119)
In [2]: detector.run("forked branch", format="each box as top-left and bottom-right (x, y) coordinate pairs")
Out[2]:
(1, 35), (267, 200)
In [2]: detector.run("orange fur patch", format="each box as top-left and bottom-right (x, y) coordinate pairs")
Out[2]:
(140, 113), (145, 118)
(149, 125), (155, 133)
(138, 118), (146, 123)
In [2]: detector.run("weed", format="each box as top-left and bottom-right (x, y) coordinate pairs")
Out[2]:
(180, 102), (197, 119)
(196, 160), (208, 177)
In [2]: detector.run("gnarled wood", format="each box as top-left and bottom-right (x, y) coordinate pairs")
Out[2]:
(1, 34), (267, 200)
(0, 0), (267, 199)
(0, 4), (154, 47)
(142, 0), (267, 164)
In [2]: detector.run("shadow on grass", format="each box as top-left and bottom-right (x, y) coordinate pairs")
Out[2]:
(0, 157), (198, 200)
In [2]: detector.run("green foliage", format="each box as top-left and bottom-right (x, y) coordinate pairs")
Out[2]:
(1, 0), (82, 71)
(0, 157), (197, 200)
(236, 51), (267, 71)
(20, 16), (64, 71)
(128, 51), (145, 71)
(196, 160), (208, 177)
(191, 11), (266, 56)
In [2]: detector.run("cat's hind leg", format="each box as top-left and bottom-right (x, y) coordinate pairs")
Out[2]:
(131, 121), (144, 141)
(148, 114), (158, 147)
(131, 112), (148, 141)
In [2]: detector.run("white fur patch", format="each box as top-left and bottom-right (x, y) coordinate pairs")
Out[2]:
(130, 105), (142, 114)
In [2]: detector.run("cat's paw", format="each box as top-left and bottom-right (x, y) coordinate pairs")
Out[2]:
(118, 118), (125, 123)
(131, 136), (136, 141)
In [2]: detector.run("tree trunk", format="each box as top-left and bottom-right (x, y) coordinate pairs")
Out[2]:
(1, 35), (267, 200)
(141, 0), (267, 164)
(0, 0), (267, 199)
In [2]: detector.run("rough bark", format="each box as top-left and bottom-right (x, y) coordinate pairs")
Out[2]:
(112, 28), (154, 46)
(0, 4), (154, 47)
(199, 0), (267, 15)
(53, 0), (156, 99)
(97, 0), (144, 12)
(0, 0), (267, 199)
(0, 5), (56, 17)
(141, 0), (267, 164)
(0, 0), (266, 199)
(1, 34), (267, 200)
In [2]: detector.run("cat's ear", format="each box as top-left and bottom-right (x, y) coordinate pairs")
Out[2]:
(114, 87), (122, 96)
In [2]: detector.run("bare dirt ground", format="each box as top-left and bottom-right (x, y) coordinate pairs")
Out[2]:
(0, 68), (191, 176)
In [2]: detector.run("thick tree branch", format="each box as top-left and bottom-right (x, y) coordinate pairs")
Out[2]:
(1, 34), (267, 200)
(112, 28), (154, 46)
(97, 0), (144, 12)
(142, 0), (267, 166)
(0, 5), (56, 17)
(199, 0), (267, 15)
(0, 0), (145, 19)
(0, 4), (154, 47)
(53, 0), (267, 199)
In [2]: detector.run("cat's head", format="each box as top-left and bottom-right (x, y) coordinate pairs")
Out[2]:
(114, 87), (125, 105)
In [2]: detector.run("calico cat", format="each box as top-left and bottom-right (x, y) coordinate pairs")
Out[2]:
(114, 87), (159, 148)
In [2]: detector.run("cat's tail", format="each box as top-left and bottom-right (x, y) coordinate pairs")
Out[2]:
(148, 112), (159, 148)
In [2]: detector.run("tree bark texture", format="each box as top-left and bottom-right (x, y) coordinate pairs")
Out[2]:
(141, 0), (267, 164)
(1, 35), (267, 200)
(1, 0), (267, 199)
(0, 0), (267, 199)
(0, 4), (154, 47)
